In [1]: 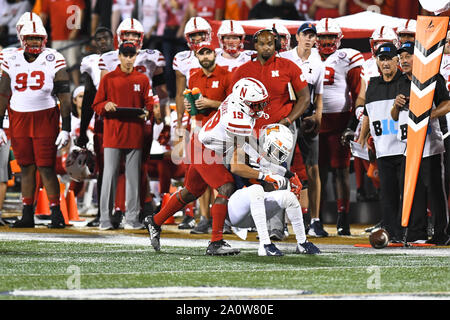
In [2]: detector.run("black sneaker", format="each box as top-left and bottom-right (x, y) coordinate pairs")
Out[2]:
(258, 243), (284, 256)
(205, 239), (240, 256)
(190, 217), (211, 234)
(11, 205), (35, 228)
(308, 220), (329, 237)
(365, 221), (383, 233)
(47, 205), (65, 229)
(426, 234), (450, 246)
(178, 215), (196, 230)
(336, 212), (351, 236)
(110, 210), (123, 229)
(143, 215), (161, 251)
(269, 229), (285, 241)
(296, 241), (321, 254)
(86, 216), (100, 227)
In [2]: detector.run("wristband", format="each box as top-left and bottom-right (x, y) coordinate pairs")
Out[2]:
(286, 117), (292, 125)
(61, 115), (71, 132)
(284, 170), (294, 179)
(258, 172), (264, 180)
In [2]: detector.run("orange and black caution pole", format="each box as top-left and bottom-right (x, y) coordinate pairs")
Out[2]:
(401, 16), (449, 240)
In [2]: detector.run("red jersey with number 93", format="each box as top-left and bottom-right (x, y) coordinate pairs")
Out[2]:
(198, 94), (255, 155)
(1, 48), (66, 112)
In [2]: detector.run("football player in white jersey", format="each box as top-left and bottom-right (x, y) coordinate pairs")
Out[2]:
(215, 20), (254, 72)
(173, 16), (211, 129)
(280, 22), (327, 237)
(227, 123), (321, 256)
(0, 21), (72, 229)
(315, 18), (364, 236)
(145, 78), (302, 255)
(75, 27), (115, 227)
(172, 16), (213, 234)
(396, 19), (416, 45)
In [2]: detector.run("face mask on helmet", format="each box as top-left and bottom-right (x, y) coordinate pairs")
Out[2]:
(20, 21), (47, 55)
(65, 149), (96, 182)
(117, 18), (144, 49)
(370, 26), (398, 55)
(262, 124), (294, 164)
(317, 34), (340, 55)
(218, 20), (245, 55)
(233, 77), (269, 119)
(185, 17), (212, 51)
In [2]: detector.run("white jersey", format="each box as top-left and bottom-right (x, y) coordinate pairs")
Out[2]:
(98, 48), (165, 85)
(1, 48), (66, 112)
(365, 98), (406, 158)
(440, 53), (450, 139)
(0, 47), (17, 129)
(80, 53), (102, 90)
(172, 50), (201, 85)
(397, 106), (445, 157)
(198, 95), (255, 155)
(320, 48), (364, 113)
(361, 56), (379, 84)
(280, 47), (325, 103)
(215, 49), (255, 72)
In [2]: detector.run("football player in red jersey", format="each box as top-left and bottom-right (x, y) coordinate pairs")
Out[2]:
(0, 21), (72, 228)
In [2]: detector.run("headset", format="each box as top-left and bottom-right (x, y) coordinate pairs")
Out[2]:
(252, 27), (281, 52)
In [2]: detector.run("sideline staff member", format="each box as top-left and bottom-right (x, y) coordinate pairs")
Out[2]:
(93, 41), (153, 230)
(358, 43), (406, 242)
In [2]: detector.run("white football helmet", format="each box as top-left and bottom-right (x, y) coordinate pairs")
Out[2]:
(117, 18), (144, 49)
(184, 17), (212, 51)
(65, 149), (96, 182)
(271, 22), (291, 52)
(397, 19), (416, 44)
(217, 20), (245, 55)
(19, 21), (47, 54)
(261, 124), (294, 164)
(370, 26), (399, 55)
(232, 77), (269, 118)
(16, 12), (43, 36)
(316, 18), (343, 55)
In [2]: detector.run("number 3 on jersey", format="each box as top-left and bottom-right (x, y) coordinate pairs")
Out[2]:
(14, 71), (45, 91)
(324, 66), (335, 85)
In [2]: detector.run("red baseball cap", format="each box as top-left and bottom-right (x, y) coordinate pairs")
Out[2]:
(196, 42), (215, 54)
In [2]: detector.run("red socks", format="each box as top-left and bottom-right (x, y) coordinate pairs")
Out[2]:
(210, 203), (227, 242)
(153, 192), (186, 226)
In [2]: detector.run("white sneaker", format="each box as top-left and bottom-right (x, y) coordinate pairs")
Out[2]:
(99, 224), (113, 231)
(124, 222), (145, 230)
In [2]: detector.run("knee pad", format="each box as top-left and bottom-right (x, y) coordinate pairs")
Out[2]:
(248, 184), (265, 202)
(282, 190), (300, 209)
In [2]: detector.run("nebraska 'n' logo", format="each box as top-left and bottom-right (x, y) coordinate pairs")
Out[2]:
(271, 70), (279, 77)
(212, 80), (219, 88)
(240, 87), (247, 97)
(134, 84), (140, 92)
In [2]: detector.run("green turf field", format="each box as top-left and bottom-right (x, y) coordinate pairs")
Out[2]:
(0, 228), (449, 300)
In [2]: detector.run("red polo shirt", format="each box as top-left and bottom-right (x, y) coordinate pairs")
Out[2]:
(231, 54), (308, 129)
(93, 66), (153, 149)
(188, 64), (231, 125)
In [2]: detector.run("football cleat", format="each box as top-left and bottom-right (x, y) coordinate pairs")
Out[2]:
(296, 241), (321, 254)
(336, 212), (351, 236)
(178, 215), (196, 230)
(144, 215), (161, 251)
(10, 205), (35, 228)
(258, 243), (284, 256)
(308, 220), (329, 237)
(47, 205), (66, 229)
(205, 239), (240, 256)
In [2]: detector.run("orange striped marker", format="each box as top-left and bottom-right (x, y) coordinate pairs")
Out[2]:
(401, 16), (449, 227)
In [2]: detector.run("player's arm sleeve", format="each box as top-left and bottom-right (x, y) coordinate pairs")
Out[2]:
(54, 68), (72, 132)
(92, 77), (108, 116)
(79, 72), (96, 136)
(346, 66), (363, 108)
